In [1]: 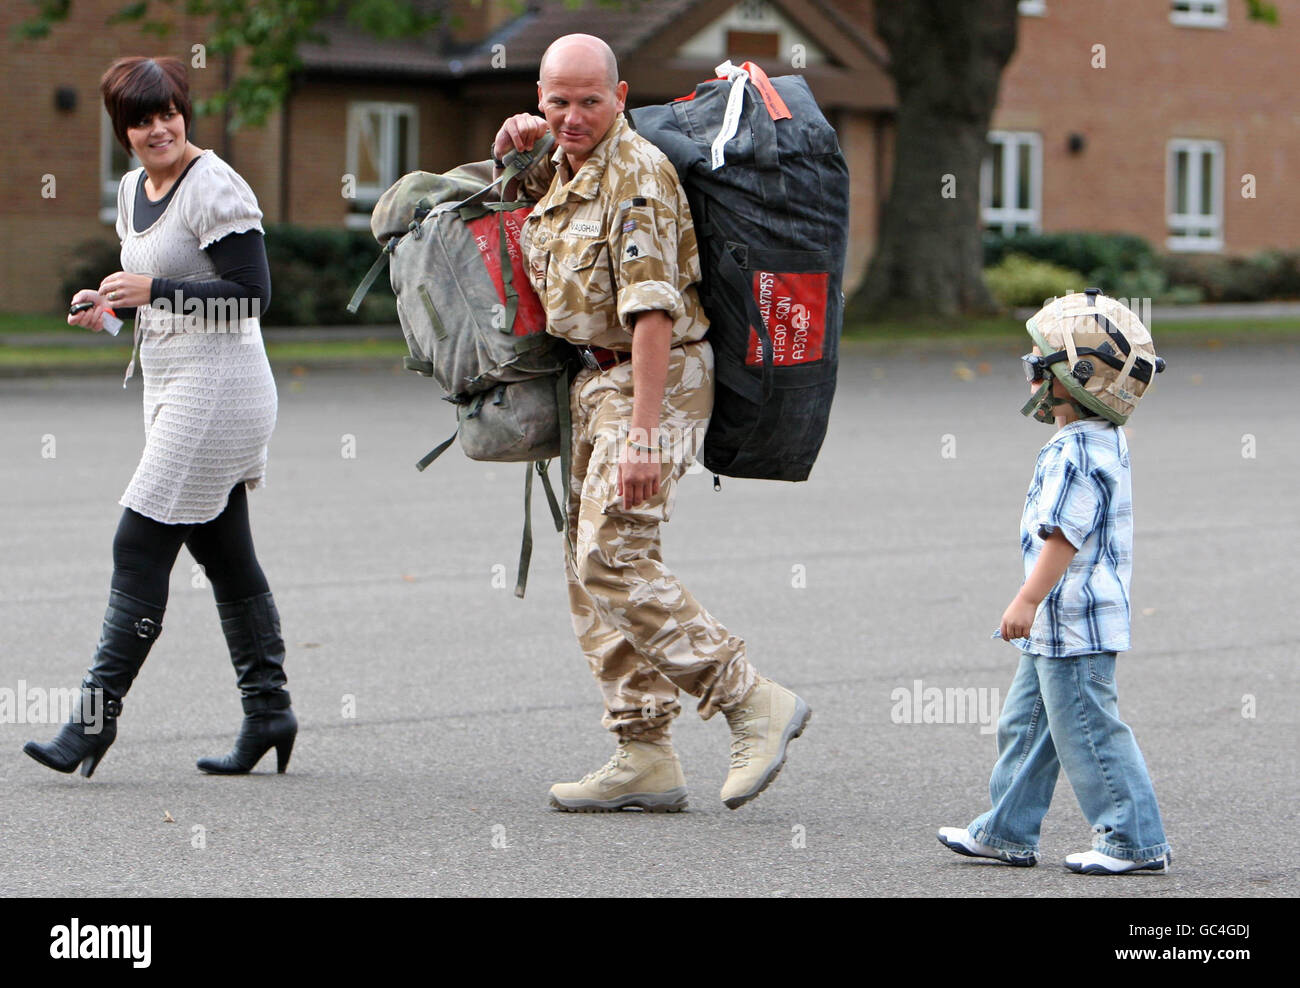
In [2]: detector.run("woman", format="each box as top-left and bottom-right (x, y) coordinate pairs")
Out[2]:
(24, 56), (296, 778)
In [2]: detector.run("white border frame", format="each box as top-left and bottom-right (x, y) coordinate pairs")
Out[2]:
(345, 101), (419, 230)
(1170, 0), (1228, 29)
(1166, 138), (1224, 252)
(982, 130), (1042, 236)
(100, 109), (138, 224)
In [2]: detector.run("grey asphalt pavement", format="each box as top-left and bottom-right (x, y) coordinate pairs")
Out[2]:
(1, 337), (1297, 897)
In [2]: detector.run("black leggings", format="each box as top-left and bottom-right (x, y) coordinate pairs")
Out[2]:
(111, 483), (270, 607)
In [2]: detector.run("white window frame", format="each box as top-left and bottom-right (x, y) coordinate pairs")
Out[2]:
(345, 101), (418, 230)
(1170, 0), (1227, 28)
(981, 131), (1042, 237)
(1018, 1), (1047, 16)
(100, 109), (139, 224)
(1166, 139), (1224, 251)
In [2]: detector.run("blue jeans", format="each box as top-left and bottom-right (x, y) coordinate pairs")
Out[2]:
(968, 651), (1171, 862)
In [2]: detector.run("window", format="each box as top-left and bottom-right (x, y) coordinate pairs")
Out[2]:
(1170, 0), (1227, 28)
(1018, 1), (1047, 16)
(982, 131), (1041, 236)
(1167, 139), (1223, 251)
(100, 109), (139, 224)
(345, 102), (418, 229)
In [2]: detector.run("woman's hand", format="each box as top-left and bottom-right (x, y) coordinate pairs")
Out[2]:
(96, 272), (153, 309)
(67, 289), (113, 332)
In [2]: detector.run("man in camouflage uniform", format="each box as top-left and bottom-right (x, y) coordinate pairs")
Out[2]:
(493, 33), (810, 811)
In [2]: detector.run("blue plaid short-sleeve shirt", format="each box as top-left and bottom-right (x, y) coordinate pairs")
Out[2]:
(1013, 419), (1134, 657)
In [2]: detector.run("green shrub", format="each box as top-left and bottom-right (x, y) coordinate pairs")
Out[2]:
(984, 231), (1158, 288)
(983, 253), (1086, 308)
(986, 230), (1300, 304)
(1160, 250), (1300, 302)
(58, 238), (122, 309)
(261, 224), (396, 326)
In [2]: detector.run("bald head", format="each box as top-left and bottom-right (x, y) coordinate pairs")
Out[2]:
(539, 34), (619, 91)
(536, 33), (628, 171)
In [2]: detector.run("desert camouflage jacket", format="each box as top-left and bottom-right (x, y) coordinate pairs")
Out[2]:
(520, 114), (709, 350)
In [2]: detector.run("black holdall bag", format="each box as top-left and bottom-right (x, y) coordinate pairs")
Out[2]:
(628, 60), (849, 482)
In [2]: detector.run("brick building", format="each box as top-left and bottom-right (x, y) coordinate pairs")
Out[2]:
(2, 0), (1296, 314)
(991, 0), (1299, 255)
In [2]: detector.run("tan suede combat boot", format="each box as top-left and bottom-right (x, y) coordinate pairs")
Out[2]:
(549, 738), (688, 813)
(720, 677), (812, 809)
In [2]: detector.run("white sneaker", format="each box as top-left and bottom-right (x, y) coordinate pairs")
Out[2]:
(937, 826), (1038, 867)
(1064, 849), (1172, 875)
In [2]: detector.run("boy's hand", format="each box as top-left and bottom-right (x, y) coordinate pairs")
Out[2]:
(1000, 593), (1039, 642)
(999, 529), (1079, 644)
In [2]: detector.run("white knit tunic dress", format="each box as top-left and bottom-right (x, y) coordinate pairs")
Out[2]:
(115, 150), (278, 525)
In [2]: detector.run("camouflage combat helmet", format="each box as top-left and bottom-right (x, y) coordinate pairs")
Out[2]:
(1022, 288), (1165, 425)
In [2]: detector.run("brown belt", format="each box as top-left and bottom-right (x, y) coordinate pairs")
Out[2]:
(578, 345), (632, 371)
(578, 340), (692, 371)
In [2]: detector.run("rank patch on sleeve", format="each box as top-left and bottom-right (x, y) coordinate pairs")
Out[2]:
(625, 242), (640, 259)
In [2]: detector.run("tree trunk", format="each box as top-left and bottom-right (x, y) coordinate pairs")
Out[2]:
(854, 0), (1021, 318)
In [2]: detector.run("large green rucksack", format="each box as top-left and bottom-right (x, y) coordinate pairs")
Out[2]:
(348, 137), (572, 595)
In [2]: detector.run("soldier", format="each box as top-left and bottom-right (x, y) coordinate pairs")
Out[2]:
(493, 33), (811, 812)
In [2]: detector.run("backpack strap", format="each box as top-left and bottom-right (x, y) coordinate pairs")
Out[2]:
(515, 463), (536, 597)
(536, 459), (564, 532)
(514, 459), (566, 598)
(456, 132), (556, 212)
(415, 427), (458, 472)
(713, 240), (776, 406)
(346, 236), (397, 314)
(498, 210), (518, 334)
(556, 359), (577, 559)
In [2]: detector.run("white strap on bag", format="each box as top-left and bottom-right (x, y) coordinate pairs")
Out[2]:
(710, 60), (750, 170)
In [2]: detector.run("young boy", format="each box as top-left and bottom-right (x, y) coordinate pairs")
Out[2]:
(939, 289), (1173, 875)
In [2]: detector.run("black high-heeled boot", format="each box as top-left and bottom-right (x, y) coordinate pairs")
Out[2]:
(24, 590), (164, 778)
(197, 592), (297, 774)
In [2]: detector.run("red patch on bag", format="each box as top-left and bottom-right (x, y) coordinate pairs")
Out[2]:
(745, 271), (827, 367)
(466, 207), (547, 337)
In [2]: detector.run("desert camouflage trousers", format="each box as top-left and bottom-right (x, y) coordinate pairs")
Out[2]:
(565, 339), (756, 743)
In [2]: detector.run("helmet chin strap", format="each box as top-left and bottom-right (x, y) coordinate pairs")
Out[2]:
(1021, 377), (1090, 424)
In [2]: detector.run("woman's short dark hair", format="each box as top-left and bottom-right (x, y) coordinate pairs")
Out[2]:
(101, 57), (192, 155)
